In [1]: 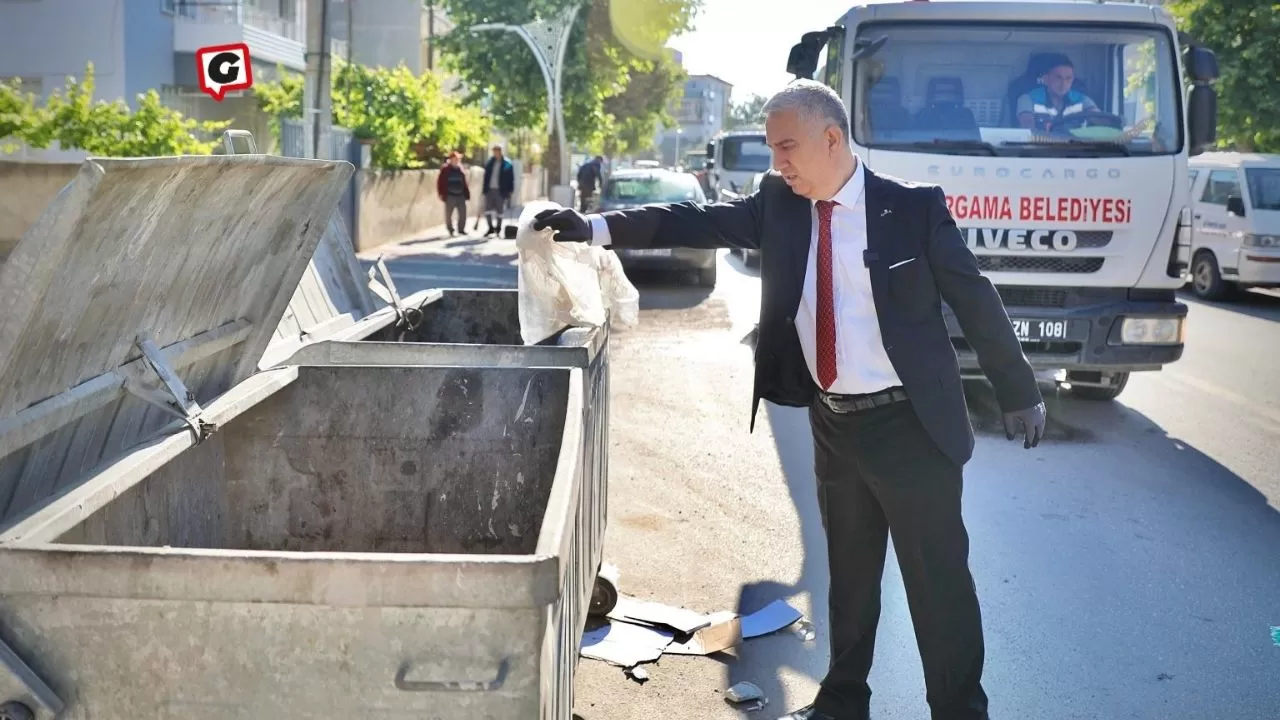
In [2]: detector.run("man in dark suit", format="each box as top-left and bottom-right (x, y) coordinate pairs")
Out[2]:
(534, 80), (1046, 720)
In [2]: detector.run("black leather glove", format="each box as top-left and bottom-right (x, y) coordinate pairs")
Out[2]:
(1003, 402), (1046, 449)
(532, 208), (592, 242)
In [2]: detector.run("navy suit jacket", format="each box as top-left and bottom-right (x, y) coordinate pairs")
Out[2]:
(595, 167), (1042, 466)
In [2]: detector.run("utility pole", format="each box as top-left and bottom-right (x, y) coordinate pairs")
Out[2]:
(427, 0), (436, 73)
(303, 0), (333, 159)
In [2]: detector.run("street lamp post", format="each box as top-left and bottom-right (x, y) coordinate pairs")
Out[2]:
(470, 5), (581, 198)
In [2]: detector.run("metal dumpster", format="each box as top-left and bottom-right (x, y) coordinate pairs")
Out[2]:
(0, 363), (590, 720)
(0, 156), (604, 720)
(275, 287), (612, 623)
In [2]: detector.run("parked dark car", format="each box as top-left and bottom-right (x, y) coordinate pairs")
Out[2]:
(599, 169), (718, 287)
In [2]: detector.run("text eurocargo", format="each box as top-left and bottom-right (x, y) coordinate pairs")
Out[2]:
(945, 195), (1134, 224)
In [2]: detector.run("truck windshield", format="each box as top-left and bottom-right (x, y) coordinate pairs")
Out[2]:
(721, 136), (772, 172)
(1246, 169), (1280, 211)
(849, 22), (1181, 157)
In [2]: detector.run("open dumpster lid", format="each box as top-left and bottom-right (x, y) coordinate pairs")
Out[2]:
(0, 155), (352, 523)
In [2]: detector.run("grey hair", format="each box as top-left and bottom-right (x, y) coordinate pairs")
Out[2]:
(761, 79), (850, 141)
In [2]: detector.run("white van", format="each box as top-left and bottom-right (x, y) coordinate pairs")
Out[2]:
(705, 130), (770, 201)
(1185, 152), (1280, 299)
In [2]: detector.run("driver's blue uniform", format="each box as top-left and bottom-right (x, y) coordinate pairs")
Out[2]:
(1018, 86), (1097, 131)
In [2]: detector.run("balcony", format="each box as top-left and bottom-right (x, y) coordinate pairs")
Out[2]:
(173, 1), (306, 71)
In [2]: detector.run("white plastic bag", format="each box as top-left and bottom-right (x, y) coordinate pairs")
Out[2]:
(515, 201), (640, 345)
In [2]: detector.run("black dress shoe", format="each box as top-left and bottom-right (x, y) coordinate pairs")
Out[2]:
(776, 705), (838, 720)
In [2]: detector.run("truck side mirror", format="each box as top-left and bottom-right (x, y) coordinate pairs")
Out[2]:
(786, 30), (830, 79)
(705, 142), (714, 157)
(1184, 46), (1220, 83)
(1184, 45), (1219, 157)
(1226, 195), (1246, 217)
(1187, 84), (1217, 156)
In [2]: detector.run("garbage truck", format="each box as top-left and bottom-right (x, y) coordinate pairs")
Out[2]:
(786, 0), (1220, 400)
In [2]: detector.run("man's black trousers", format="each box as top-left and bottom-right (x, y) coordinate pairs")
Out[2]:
(808, 396), (990, 720)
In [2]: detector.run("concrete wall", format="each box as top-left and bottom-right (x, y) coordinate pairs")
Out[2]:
(0, 161), (80, 262)
(355, 167), (546, 252)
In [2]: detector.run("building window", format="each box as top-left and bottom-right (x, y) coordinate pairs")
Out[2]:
(162, 0), (197, 18)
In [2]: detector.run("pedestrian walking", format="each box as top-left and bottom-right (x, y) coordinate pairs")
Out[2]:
(437, 151), (470, 237)
(533, 79), (1046, 720)
(482, 145), (516, 237)
(577, 155), (605, 212)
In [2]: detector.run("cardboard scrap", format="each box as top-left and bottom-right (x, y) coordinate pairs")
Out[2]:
(608, 595), (713, 635)
(581, 620), (673, 668)
(579, 596), (807, 669)
(665, 611), (742, 656)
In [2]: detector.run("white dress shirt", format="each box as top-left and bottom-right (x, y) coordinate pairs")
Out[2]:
(587, 159), (901, 396)
(796, 159), (901, 395)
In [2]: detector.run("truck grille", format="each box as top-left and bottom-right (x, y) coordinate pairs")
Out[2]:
(997, 287), (1069, 308)
(1075, 231), (1113, 249)
(977, 257), (1104, 273)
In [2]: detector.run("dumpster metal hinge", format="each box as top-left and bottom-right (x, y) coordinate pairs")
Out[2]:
(367, 256), (423, 332)
(122, 335), (213, 442)
(0, 634), (64, 719)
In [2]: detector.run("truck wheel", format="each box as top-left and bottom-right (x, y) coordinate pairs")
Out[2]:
(1067, 370), (1129, 401)
(1191, 251), (1234, 301)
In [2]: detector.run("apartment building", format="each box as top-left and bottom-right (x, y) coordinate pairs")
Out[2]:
(328, 0), (458, 92)
(656, 65), (733, 166)
(0, 0), (311, 159)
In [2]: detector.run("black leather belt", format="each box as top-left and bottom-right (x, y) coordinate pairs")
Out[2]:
(819, 387), (909, 414)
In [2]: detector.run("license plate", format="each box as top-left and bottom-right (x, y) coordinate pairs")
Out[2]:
(1011, 318), (1068, 342)
(627, 249), (672, 257)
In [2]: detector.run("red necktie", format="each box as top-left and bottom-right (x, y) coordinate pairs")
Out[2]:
(815, 199), (838, 390)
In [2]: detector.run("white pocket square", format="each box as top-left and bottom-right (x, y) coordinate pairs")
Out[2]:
(889, 257), (917, 269)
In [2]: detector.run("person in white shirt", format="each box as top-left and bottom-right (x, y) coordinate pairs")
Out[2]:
(533, 80), (1045, 720)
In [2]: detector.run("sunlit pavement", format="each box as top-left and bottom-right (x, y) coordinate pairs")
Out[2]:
(379, 247), (1280, 719)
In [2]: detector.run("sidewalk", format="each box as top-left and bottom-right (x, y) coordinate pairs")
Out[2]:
(356, 202), (530, 261)
(356, 203), (530, 292)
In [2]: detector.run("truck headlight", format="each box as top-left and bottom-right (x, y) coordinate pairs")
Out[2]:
(1244, 234), (1280, 247)
(1120, 317), (1183, 345)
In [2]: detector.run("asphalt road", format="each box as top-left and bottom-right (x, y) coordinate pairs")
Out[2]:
(373, 236), (1280, 720)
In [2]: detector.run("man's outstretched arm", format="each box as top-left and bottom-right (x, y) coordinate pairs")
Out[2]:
(533, 190), (764, 251)
(921, 185), (1047, 447)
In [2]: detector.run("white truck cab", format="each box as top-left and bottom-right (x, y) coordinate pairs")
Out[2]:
(787, 0), (1220, 400)
(1184, 152), (1280, 299)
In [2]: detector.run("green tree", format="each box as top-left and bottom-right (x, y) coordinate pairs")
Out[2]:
(0, 78), (44, 153)
(437, 0), (700, 178)
(725, 94), (766, 131)
(255, 59), (490, 169)
(599, 52), (685, 156)
(1169, 0), (1280, 152)
(1, 64), (225, 156)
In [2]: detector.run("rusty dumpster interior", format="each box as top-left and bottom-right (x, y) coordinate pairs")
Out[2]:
(54, 365), (571, 555)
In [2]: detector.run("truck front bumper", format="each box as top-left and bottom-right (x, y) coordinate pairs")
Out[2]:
(944, 287), (1186, 375)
